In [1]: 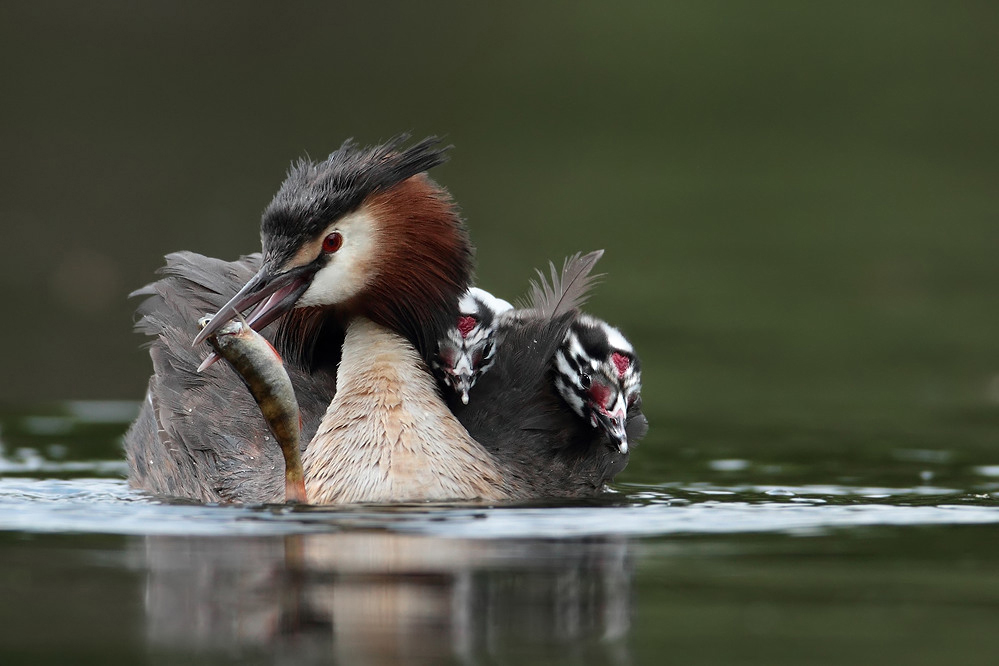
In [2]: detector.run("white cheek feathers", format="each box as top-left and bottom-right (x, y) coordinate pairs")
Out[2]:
(296, 209), (379, 307)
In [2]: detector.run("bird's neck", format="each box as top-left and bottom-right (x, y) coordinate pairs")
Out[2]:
(274, 306), (344, 373)
(302, 316), (510, 504)
(346, 177), (473, 365)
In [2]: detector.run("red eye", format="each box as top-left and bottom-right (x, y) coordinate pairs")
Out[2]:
(322, 231), (343, 253)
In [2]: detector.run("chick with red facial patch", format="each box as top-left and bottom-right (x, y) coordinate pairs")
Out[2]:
(553, 313), (642, 454)
(433, 287), (513, 404)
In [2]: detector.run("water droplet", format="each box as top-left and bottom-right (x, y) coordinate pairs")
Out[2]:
(708, 459), (749, 472)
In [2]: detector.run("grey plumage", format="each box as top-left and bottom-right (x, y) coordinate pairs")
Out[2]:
(124, 137), (646, 504)
(127, 249), (644, 502)
(125, 252), (336, 503)
(452, 312), (633, 497)
(515, 251), (645, 453)
(449, 250), (647, 496)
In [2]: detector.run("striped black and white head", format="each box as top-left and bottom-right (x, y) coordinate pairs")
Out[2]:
(553, 314), (642, 454)
(434, 287), (513, 404)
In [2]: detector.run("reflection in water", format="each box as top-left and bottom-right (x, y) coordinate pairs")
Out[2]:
(139, 532), (633, 663)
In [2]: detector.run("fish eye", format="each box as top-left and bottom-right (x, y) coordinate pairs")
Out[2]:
(580, 373), (591, 388)
(322, 231), (343, 253)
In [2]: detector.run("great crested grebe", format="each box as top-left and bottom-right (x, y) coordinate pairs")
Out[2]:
(433, 286), (512, 404)
(505, 250), (644, 455)
(125, 135), (646, 504)
(435, 250), (604, 406)
(551, 313), (644, 454)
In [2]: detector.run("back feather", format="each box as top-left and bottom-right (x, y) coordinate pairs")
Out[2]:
(453, 311), (630, 497)
(125, 251), (337, 503)
(519, 250), (604, 318)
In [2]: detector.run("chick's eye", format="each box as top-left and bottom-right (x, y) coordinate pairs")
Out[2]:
(580, 373), (591, 388)
(322, 231), (343, 253)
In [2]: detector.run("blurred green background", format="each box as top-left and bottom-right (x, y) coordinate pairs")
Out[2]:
(2, 2), (998, 462)
(2, 7), (999, 664)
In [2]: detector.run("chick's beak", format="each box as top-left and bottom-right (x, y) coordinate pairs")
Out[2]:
(192, 263), (314, 364)
(594, 392), (629, 454)
(449, 355), (476, 405)
(453, 373), (473, 405)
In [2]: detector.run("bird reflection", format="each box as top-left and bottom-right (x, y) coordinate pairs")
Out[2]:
(137, 531), (633, 664)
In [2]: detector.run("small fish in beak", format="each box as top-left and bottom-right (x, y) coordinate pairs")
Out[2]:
(198, 315), (308, 504)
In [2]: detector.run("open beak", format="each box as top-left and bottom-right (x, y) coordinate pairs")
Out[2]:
(594, 393), (629, 454)
(192, 264), (314, 368)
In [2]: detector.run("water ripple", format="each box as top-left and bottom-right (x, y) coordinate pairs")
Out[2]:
(1, 477), (997, 540)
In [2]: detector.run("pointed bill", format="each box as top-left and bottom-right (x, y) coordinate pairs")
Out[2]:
(595, 392), (629, 454)
(192, 263), (315, 351)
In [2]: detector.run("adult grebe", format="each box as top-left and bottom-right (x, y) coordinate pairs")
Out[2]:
(125, 136), (646, 503)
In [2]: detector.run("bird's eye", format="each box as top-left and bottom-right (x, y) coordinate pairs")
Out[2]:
(322, 231), (343, 253)
(580, 373), (591, 388)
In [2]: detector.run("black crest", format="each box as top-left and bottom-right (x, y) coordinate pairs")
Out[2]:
(261, 134), (451, 259)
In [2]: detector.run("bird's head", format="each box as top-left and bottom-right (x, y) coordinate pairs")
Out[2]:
(433, 287), (512, 403)
(194, 135), (473, 359)
(553, 314), (642, 454)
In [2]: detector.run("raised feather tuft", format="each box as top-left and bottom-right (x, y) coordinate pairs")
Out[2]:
(520, 249), (605, 318)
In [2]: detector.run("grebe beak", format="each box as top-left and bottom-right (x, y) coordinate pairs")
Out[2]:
(192, 263), (315, 354)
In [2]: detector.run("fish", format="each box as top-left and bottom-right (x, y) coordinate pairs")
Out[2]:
(197, 316), (308, 503)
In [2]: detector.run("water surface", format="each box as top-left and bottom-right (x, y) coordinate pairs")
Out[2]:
(2, 403), (999, 665)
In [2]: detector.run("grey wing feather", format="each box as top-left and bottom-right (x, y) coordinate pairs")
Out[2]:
(125, 251), (335, 503)
(519, 249), (605, 318)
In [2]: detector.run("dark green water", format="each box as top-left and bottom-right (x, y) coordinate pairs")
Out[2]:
(2, 405), (999, 664)
(3, 3), (999, 664)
